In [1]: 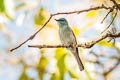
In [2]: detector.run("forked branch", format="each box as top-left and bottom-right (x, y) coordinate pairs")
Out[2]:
(28, 32), (120, 49)
(10, 4), (120, 52)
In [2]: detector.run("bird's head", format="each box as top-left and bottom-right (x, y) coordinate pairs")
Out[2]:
(55, 18), (68, 27)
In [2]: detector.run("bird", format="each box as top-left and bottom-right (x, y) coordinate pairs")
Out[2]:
(55, 18), (84, 71)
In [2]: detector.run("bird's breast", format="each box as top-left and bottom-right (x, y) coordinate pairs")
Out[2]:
(59, 27), (77, 45)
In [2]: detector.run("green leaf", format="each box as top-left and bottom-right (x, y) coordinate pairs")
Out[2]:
(84, 69), (93, 80)
(19, 65), (29, 80)
(68, 70), (79, 78)
(15, 2), (26, 10)
(97, 41), (114, 47)
(79, 48), (83, 54)
(37, 55), (48, 80)
(4, 12), (13, 20)
(0, 0), (13, 20)
(72, 27), (80, 36)
(52, 48), (66, 80)
(57, 53), (67, 80)
(50, 73), (59, 80)
(0, 0), (5, 12)
(34, 8), (45, 26)
(54, 48), (65, 60)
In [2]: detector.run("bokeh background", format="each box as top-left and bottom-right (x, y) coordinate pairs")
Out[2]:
(0, 0), (120, 80)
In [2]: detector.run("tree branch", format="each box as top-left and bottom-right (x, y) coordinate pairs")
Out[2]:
(28, 32), (120, 49)
(10, 4), (119, 52)
(10, 15), (53, 52)
(110, 0), (120, 10)
(101, 9), (113, 24)
(101, 8), (118, 33)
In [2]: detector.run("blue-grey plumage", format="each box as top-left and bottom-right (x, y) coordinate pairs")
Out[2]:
(55, 18), (84, 71)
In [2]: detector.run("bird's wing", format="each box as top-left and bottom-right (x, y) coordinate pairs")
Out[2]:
(70, 28), (84, 71)
(71, 30), (77, 44)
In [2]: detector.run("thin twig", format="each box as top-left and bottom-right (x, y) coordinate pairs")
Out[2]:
(110, 0), (120, 10)
(101, 9), (118, 34)
(101, 9), (113, 24)
(52, 4), (112, 15)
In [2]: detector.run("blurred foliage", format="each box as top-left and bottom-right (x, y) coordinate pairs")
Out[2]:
(85, 11), (97, 18)
(34, 8), (45, 26)
(68, 70), (79, 78)
(15, 2), (26, 10)
(19, 65), (29, 80)
(50, 73), (59, 80)
(0, 24), (4, 30)
(79, 20), (95, 32)
(0, 0), (12, 20)
(54, 48), (65, 60)
(0, 0), (24, 20)
(55, 48), (66, 80)
(84, 69), (93, 80)
(1, 0), (120, 80)
(72, 27), (80, 36)
(34, 7), (57, 30)
(54, 48), (81, 79)
(57, 53), (67, 80)
(37, 55), (48, 80)
(98, 41), (114, 47)
(0, 0), (5, 12)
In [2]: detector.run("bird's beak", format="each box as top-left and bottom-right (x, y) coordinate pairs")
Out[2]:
(55, 19), (59, 21)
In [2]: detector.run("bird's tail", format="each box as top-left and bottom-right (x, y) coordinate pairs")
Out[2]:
(71, 48), (84, 71)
